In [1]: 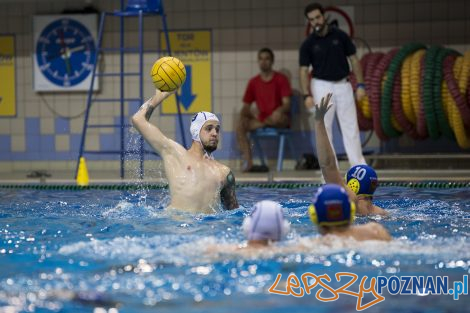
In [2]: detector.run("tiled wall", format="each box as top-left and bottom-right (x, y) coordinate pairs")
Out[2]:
(0, 0), (469, 175)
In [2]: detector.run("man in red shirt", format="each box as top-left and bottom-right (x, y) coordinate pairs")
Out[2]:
(236, 48), (293, 172)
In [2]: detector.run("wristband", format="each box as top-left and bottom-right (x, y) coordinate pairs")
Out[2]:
(357, 83), (366, 89)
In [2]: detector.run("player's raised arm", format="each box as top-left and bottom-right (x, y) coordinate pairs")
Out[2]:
(131, 89), (177, 155)
(313, 94), (343, 184)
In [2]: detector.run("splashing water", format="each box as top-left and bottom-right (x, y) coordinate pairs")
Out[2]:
(0, 186), (469, 313)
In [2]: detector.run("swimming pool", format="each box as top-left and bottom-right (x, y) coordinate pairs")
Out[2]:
(0, 184), (469, 313)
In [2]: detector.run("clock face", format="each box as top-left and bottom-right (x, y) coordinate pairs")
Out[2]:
(36, 18), (96, 87)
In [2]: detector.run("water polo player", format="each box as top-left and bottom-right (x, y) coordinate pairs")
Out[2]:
(309, 184), (391, 241)
(311, 93), (387, 215)
(132, 89), (238, 213)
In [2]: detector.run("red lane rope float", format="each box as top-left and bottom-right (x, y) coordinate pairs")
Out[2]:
(458, 51), (470, 113)
(355, 52), (385, 130)
(362, 52), (384, 120)
(368, 49), (398, 140)
(364, 52), (384, 92)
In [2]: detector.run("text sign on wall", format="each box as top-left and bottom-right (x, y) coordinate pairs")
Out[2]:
(0, 35), (16, 117)
(160, 30), (212, 114)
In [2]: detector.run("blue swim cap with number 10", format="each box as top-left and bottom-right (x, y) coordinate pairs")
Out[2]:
(346, 164), (378, 197)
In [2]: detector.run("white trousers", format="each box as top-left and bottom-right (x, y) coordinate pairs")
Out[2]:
(311, 78), (366, 167)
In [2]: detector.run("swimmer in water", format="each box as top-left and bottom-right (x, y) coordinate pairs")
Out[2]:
(312, 93), (387, 215)
(241, 200), (291, 248)
(205, 200), (290, 257)
(205, 195), (388, 259)
(132, 89), (238, 213)
(308, 184), (391, 241)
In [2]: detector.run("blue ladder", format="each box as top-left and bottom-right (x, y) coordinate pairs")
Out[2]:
(75, 0), (186, 179)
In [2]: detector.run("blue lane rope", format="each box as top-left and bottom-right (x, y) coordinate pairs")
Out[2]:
(0, 181), (469, 190)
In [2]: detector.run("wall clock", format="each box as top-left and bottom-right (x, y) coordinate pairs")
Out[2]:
(33, 15), (99, 91)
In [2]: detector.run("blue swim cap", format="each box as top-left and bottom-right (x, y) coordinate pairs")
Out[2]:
(242, 200), (290, 241)
(308, 184), (356, 227)
(345, 164), (378, 197)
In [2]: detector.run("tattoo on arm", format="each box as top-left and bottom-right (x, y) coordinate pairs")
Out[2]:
(220, 171), (238, 210)
(144, 106), (156, 121)
(138, 97), (156, 121)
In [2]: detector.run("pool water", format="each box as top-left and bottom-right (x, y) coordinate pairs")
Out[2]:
(0, 185), (469, 313)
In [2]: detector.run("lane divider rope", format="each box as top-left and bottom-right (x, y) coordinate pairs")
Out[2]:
(1, 181), (469, 190)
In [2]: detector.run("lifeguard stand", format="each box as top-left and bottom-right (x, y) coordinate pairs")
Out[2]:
(75, 0), (186, 179)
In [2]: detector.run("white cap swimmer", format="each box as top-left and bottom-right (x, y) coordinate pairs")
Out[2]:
(190, 111), (220, 142)
(242, 200), (290, 242)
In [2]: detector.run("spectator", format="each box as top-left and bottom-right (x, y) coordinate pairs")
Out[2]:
(237, 48), (293, 172)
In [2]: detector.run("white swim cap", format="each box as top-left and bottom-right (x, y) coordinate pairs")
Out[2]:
(242, 200), (290, 241)
(190, 111), (220, 142)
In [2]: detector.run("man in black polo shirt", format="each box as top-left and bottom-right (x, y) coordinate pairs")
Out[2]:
(299, 2), (367, 168)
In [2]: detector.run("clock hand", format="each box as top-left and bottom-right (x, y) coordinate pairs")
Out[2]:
(68, 45), (86, 54)
(59, 30), (72, 76)
(60, 50), (72, 76)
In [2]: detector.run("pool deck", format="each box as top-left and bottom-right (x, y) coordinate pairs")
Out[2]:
(1, 154), (470, 184)
(1, 168), (469, 185)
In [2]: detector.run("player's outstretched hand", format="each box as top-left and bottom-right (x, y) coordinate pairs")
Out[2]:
(313, 93), (333, 121)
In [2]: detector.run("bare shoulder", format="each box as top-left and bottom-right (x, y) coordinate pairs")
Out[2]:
(160, 138), (190, 161)
(214, 162), (235, 183)
(372, 204), (388, 215)
(356, 198), (387, 216)
(364, 222), (392, 241)
(220, 165), (236, 186)
(215, 162), (231, 175)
